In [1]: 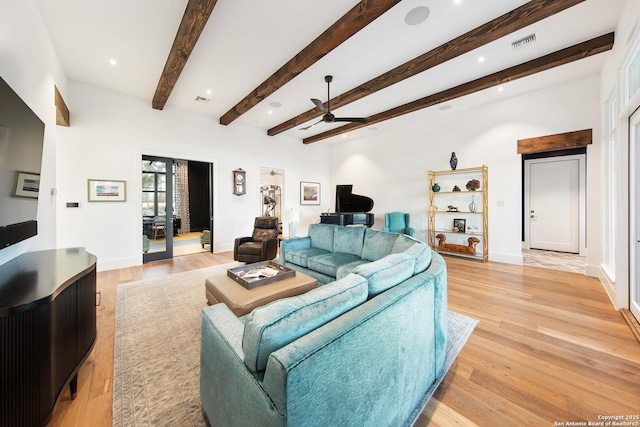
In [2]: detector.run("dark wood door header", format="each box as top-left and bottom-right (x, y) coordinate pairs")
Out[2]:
(517, 129), (592, 154)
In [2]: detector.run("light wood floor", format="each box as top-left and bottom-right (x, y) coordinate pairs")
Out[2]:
(49, 252), (640, 426)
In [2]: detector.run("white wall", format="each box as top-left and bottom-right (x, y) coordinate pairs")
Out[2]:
(598, 0), (640, 308)
(0, 0), (67, 266)
(55, 82), (331, 270)
(330, 74), (601, 267)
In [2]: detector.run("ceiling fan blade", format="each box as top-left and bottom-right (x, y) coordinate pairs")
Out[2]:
(299, 119), (323, 130)
(332, 117), (370, 123)
(311, 98), (326, 113)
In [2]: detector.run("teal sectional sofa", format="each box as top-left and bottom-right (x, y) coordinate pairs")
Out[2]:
(200, 224), (447, 426)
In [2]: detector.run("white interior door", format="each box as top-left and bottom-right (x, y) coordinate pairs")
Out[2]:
(529, 158), (580, 253)
(630, 107), (640, 321)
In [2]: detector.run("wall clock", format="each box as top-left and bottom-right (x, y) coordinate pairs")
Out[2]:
(233, 168), (246, 195)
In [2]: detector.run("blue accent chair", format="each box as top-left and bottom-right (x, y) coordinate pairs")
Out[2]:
(383, 212), (415, 236)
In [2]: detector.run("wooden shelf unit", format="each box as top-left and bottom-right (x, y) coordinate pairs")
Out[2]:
(428, 165), (488, 261)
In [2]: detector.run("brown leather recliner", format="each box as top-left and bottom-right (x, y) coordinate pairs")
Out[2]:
(233, 217), (279, 263)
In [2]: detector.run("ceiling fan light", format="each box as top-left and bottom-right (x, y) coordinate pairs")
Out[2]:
(405, 6), (430, 26)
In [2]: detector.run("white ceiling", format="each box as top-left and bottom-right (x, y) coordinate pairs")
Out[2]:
(36, 0), (624, 144)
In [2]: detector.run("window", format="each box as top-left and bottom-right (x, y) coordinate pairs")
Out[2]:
(142, 160), (167, 217)
(603, 93), (616, 279)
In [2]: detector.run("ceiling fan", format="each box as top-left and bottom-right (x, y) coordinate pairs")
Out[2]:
(300, 75), (370, 130)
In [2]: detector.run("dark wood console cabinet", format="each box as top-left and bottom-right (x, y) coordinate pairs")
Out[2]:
(0, 248), (97, 427)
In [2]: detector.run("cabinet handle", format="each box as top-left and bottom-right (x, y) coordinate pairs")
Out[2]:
(95, 291), (102, 307)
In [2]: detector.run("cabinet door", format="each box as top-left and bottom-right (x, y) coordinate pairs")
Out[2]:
(76, 269), (97, 361)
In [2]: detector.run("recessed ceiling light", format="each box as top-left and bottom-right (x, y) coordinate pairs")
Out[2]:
(342, 134), (347, 138)
(109, 59), (117, 66)
(453, 0), (462, 4)
(478, 56), (485, 63)
(269, 102), (282, 108)
(497, 86), (504, 92)
(206, 89), (212, 95)
(405, 6), (430, 26)
(268, 110), (273, 115)
(439, 104), (453, 111)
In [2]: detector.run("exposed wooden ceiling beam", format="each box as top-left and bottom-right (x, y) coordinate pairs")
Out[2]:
(54, 86), (70, 127)
(302, 33), (614, 144)
(517, 129), (592, 154)
(219, 0), (402, 126)
(152, 0), (219, 110)
(269, 0), (586, 136)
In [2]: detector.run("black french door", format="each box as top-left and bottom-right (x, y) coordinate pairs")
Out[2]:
(142, 155), (174, 262)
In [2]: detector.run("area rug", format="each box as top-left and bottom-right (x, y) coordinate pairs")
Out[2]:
(112, 264), (478, 427)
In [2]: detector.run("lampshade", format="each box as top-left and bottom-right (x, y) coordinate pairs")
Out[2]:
(283, 208), (299, 223)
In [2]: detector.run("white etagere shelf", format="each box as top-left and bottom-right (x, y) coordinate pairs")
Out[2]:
(427, 165), (488, 261)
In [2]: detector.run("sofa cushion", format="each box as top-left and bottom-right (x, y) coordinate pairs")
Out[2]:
(354, 253), (416, 296)
(307, 253), (362, 278)
(391, 235), (432, 274)
(242, 274), (368, 372)
(333, 226), (366, 256)
(308, 224), (335, 252)
(361, 228), (399, 261)
(284, 248), (330, 268)
(335, 259), (369, 280)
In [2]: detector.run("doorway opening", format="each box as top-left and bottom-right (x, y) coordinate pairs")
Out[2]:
(521, 147), (586, 272)
(142, 157), (213, 263)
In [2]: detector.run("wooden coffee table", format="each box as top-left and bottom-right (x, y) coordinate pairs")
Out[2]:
(205, 269), (317, 316)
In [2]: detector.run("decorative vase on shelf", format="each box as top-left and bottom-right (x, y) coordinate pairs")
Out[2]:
(432, 183), (441, 192)
(449, 152), (458, 170)
(469, 195), (478, 212)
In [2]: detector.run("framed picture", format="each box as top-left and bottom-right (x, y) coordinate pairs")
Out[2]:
(300, 181), (320, 205)
(88, 179), (126, 202)
(12, 171), (40, 198)
(453, 218), (466, 233)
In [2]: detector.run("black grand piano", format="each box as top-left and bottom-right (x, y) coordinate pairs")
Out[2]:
(320, 185), (374, 227)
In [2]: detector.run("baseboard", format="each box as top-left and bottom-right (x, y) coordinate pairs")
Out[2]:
(597, 265), (618, 309)
(620, 309), (640, 344)
(489, 251), (523, 265)
(97, 256), (140, 271)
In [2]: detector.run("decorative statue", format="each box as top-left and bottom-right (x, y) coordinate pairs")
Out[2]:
(449, 152), (458, 170)
(436, 234), (480, 255)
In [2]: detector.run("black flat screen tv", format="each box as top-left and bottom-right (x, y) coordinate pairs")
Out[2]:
(0, 76), (45, 249)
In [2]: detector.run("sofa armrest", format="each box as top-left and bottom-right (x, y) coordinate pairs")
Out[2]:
(279, 236), (311, 264)
(261, 237), (279, 260)
(200, 304), (283, 426)
(234, 236), (253, 259)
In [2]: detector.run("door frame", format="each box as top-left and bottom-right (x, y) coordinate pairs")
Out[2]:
(523, 152), (586, 255)
(629, 105), (640, 320)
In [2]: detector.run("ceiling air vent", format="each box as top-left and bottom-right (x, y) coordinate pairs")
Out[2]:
(511, 33), (537, 50)
(195, 96), (210, 103)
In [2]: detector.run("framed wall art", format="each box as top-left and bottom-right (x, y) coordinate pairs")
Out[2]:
(12, 171), (40, 198)
(453, 218), (466, 233)
(300, 181), (320, 205)
(88, 179), (126, 202)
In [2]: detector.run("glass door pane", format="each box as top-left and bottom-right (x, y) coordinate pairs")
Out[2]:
(142, 156), (173, 262)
